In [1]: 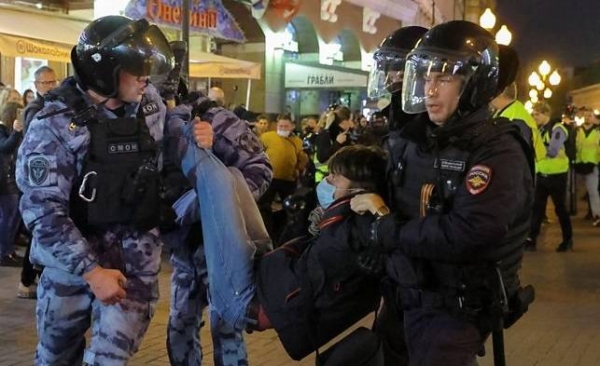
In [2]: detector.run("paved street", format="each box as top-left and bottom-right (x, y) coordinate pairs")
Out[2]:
(1, 209), (599, 366)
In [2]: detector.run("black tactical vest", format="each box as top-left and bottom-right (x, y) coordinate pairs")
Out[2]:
(41, 78), (162, 233)
(71, 115), (161, 232)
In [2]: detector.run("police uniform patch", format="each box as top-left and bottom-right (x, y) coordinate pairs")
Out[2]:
(141, 101), (159, 116)
(465, 165), (492, 195)
(28, 156), (51, 186)
(237, 132), (263, 153)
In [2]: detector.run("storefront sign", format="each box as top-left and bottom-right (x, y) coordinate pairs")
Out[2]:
(125, 0), (246, 42)
(284, 63), (367, 89)
(0, 34), (71, 63)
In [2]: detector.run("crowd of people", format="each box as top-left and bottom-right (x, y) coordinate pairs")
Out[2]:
(0, 13), (599, 366)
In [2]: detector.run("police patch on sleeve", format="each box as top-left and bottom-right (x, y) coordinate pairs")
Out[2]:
(28, 156), (56, 186)
(465, 165), (492, 195)
(237, 132), (263, 154)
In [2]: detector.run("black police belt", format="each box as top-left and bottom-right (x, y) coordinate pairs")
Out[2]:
(398, 287), (462, 312)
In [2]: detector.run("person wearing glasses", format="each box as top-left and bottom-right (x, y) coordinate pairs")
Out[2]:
(22, 66), (58, 132)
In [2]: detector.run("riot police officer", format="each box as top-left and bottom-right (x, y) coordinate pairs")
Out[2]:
(366, 25), (428, 366)
(16, 16), (174, 365)
(352, 21), (534, 366)
(368, 25), (428, 132)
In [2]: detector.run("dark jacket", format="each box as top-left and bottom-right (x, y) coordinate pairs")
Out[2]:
(256, 196), (381, 360)
(23, 93), (45, 133)
(314, 123), (353, 164)
(379, 107), (534, 298)
(0, 123), (22, 195)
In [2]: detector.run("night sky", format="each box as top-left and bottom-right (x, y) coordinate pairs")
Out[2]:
(495, 0), (600, 69)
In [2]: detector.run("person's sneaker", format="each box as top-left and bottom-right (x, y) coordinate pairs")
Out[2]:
(0, 254), (22, 267)
(593, 217), (600, 227)
(17, 283), (36, 299)
(556, 240), (573, 252)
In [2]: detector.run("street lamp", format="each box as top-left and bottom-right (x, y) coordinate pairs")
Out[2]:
(478, 8), (512, 46)
(527, 60), (561, 109)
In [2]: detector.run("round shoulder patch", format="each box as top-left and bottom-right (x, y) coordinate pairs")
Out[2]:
(29, 156), (50, 186)
(465, 165), (492, 195)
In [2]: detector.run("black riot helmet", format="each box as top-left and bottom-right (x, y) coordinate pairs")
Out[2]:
(368, 26), (428, 98)
(71, 16), (174, 98)
(496, 44), (520, 95)
(402, 21), (499, 118)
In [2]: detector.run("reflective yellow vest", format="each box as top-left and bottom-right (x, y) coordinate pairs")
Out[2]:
(313, 148), (328, 183)
(538, 123), (569, 175)
(576, 127), (600, 164)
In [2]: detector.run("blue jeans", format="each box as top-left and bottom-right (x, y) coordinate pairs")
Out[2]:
(0, 193), (20, 257)
(175, 124), (270, 331)
(167, 235), (249, 366)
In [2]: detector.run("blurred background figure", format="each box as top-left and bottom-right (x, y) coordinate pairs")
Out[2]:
(253, 113), (270, 136)
(23, 66), (58, 132)
(573, 107), (600, 226)
(258, 113), (308, 242)
(22, 89), (35, 107)
(208, 86), (225, 107)
(0, 101), (24, 266)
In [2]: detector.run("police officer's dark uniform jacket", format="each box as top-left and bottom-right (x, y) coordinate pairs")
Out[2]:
(378, 106), (534, 329)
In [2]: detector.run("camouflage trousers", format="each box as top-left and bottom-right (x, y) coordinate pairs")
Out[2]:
(34, 229), (162, 366)
(167, 242), (248, 366)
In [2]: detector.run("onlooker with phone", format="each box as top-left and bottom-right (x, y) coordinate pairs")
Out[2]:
(23, 66), (58, 132)
(0, 101), (24, 266)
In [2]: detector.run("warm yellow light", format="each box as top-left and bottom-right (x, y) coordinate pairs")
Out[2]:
(479, 8), (496, 29)
(531, 95), (539, 103)
(524, 100), (534, 113)
(495, 25), (512, 46)
(539, 60), (551, 77)
(549, 70), (561, 86)
(543, 88), (553, 99)
(536, 81), (545, 91)
(529, 89), (538, 99)
(528, 72), (541, 87)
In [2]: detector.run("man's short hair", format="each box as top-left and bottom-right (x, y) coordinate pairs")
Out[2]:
(208, 87), (225, 106)
(257, 114), (269, 121)
(34, 66), (55, 80)
(533, 102), (552, 116)
(276, 113), (293, 122)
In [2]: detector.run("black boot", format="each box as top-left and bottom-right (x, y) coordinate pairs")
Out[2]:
(556, 239), (573, 252)
(524, 238), (536, 252)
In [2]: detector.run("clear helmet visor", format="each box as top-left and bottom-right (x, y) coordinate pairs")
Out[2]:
(112, 23), (175, 80)
(367, 51), (406, 98)
(402, 53), (476, 114)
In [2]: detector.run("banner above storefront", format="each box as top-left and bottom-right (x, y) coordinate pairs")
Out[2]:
(0, 34), (72, 63)
(284, 63), (368, 89)
(125, 0), (246, 43)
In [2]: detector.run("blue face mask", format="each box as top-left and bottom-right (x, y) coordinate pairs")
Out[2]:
(317, 179), (337, 208)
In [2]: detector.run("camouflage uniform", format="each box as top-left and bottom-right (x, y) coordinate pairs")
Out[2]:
(165, 100), (272, 366)
(16, 79), (166, 366)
